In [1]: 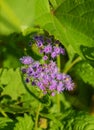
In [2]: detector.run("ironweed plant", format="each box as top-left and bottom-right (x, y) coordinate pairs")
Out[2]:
(0, 0), (94, 130)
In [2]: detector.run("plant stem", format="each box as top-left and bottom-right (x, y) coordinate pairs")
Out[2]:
(35, 93), (42, 130)
(0, 108), (8, 117)
(63, 57), (81, 73)
(35, 103), (41, 130)
(56, 48), (61, 112)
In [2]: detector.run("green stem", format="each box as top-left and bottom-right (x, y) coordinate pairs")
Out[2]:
(0, 108), (8, 117)
(35, 93), (43, 130)
(63, 57), (81, 73)
(56, 48), (61, 112)
(35, 103), (41, 130)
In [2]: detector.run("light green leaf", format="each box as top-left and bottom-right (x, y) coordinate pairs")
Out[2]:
(0, 117), (12, 129)
(54, 0), (94, 60)
(0, 68), (26, 99)
(36, 0), (94, 61)
(14, 114), (34, 130)
(63, 110), (94, 130)
(0, 0), (50, 35)
(1, 0), (94, 61)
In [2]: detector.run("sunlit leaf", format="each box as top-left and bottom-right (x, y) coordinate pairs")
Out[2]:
(14, 114), (34, 130)
(0, 117), (12, 129)
(0, 0), (50, 35)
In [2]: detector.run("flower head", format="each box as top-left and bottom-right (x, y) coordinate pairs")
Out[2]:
(20, 56), (33, 65)
(20, 34), (74, 96)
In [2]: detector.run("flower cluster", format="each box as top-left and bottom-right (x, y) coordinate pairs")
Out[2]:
(34, 35), (65, 60)
(20, 34), (74, 96)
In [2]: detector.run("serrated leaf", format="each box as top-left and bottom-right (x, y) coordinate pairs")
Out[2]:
(0, 117), (12, 129)
(62, 110), (94, 130)
(14, 114), (34, 130)
(73, 114), (94, 130)
(0, 68), (26, 99)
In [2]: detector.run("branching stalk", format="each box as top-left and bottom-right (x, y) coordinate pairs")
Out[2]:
(63, 57), (81, 73)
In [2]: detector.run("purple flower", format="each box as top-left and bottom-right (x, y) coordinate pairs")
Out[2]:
(27, 66), (34, 76)
(39, 49), (44, 54)
(53, 46), (61, 55)
(37, 82), (45, 90)
(21, 68), (27, 74)
(34, 36), (44, 47)
(56, 73), (63, 80)
(20, 56), (33, 65)
(60, 47), (65, 55)
(33, 72), (39, 78)
(51, 73), (56, 78)
(51, 92), (55, 96)
(20, 34), (74, 96)
(43, 55), (48, 60)
(32, 81), (36, 86)
(57, 81), (64, 93)
(49, 80), (57, 90)
(36, 40), (43, 47)
(49, 85), (56, 91)
(64, 76), (74, 91)
(44, 45), (52, 54)
(25, 78), (30, 83)
(51, 52), (57, 58)
(33, 61), (40, 68)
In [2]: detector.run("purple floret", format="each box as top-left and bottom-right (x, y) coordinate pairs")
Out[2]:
(36, 40), (43, 47)
(60, 47), (65, 55)
(43, 55), (48, 61)
(57, 81), (64, 93)
(20, 56), (33, 65)
(51, 52), (57, 58)
(44, 45), (52, 54)
(53, 46), (61, 55)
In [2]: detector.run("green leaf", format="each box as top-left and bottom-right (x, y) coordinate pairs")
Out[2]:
(14, 114), (34, 130)
(74, 61), (94, 86)
(49, 0), (63, 9)
(62, 110), (94, 130)
(0, 117), (12, 129)
(0, 68), (26, 99)
(0, 0), (50, 35)
(54, 0), (94, 60)
(1, 0), (94, 62)
(35, 0), (94, 61)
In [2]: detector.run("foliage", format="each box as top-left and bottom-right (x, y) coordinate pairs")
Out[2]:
(0, 0), (94, 130)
